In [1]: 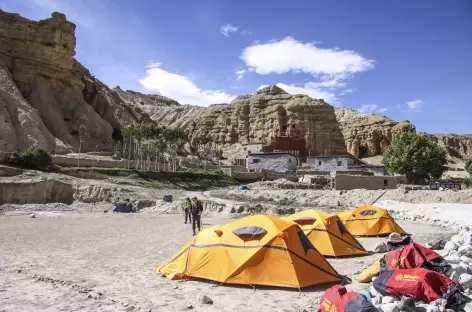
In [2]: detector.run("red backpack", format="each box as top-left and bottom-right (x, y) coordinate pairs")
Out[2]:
(318, 285), (377, 312)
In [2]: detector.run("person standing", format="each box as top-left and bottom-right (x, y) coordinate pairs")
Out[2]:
(191, 197), (203, 235)
(184, 197), (192, 224)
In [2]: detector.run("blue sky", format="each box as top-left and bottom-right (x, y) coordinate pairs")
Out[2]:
(1, 0), (471, 134)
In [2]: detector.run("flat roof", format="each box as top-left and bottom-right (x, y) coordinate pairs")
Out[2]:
(308, 154), (354, 159)
(249, 152), (297, 157)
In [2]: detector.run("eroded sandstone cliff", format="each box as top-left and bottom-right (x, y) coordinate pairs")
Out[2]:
(0, 10), (144, 154)
(115, 85), (348, 158)
(334, 107), (416, 157)
(1, 9), (470, 164)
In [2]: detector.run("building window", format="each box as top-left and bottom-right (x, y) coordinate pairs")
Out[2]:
(288, 158), (291, 163)
(384, 179), (388, 186)
(253, 159), (260, 164)
(318, 161), (321, 166)
(337, 161), (342, 166)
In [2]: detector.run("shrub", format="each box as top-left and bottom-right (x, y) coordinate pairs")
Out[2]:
(463, 177), (472, 189)
(5, 147), (52, 170)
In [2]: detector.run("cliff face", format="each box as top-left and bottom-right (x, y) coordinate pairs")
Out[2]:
(334, 107), (472, 162)
(0, 10), (143, 154)
(334, 107), (416, 157)
(2, 10), (470, 163)
(433, 134), (472, 161)
(115, 86), (348, 159)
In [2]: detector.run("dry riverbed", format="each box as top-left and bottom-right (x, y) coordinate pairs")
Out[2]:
(0, 213), (452, 312)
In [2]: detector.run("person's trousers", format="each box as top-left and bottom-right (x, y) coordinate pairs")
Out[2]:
(184, 209), (192, 223)
(192, 214), (201, 233)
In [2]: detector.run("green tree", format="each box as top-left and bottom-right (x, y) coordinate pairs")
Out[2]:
(382, 132), (447, 184)
(466, 159), (472, 175)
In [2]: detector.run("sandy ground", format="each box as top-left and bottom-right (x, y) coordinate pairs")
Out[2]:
(0, 213), (452, 312)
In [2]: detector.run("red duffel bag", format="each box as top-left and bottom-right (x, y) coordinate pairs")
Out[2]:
(373, 268), (468, 309)
(318, 285), (378, 312)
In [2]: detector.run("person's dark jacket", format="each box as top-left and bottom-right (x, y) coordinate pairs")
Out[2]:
(191, 200), (203, 216)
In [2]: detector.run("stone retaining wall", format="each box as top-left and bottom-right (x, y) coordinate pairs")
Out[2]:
(0, 180), (74, 205)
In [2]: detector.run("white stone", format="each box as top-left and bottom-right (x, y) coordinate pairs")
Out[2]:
(449, 250), (460, 257)
(459, 245), (471, 255)
(445, 255), (461, 264)
(444, 241), (458, 253)
(463, 301), (472, 312)
(452, 234), (464, 245)
(425, 306), (440, 312)
(381, 296), (396, 304)
(374, 242), (388, 253)
(380, 303), (399, 312)
(370, 286), (379, 297)
(372, 297), (381, 305)
(459, 273), (472, 289)
(463, 232), (472, 244)
(461, 255), (472, 264)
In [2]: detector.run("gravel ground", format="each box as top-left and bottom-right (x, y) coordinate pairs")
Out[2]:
(0, 213), (452, 312)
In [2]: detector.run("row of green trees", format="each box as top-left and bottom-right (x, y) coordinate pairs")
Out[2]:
(117, 124), (187, 171)
(117, 124), (223, 171)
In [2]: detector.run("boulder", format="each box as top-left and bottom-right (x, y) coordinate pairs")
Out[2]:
(380, 303), (399, 312)
(197, 295), (213, 305)
(452, 234), (465, 246)
(459, 244), (472, 255)
(374, 242), (388, 253)
(459, 273), (472, 289)
(444, 241), (458, 254)
(425, 306), (440, 312)
(382, 296), (396, 304)
(445, 255), (461, 264)
(461, 256), (472, 264)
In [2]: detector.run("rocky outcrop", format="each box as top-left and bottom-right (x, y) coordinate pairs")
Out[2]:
(0, 10), (145, 154)
(116, 85), (347, 158)
(433, 134), (472, 161)
(334, 107), (416, 157)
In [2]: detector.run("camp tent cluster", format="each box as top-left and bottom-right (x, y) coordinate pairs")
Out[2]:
(155, 204), (406, 289)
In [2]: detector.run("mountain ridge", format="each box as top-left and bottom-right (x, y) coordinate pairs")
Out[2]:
(0, 9), (470, 165)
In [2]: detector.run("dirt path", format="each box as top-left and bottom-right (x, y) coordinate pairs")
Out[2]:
(0, 213), (452, 312)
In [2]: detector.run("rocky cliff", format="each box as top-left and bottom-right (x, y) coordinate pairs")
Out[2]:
(115, 85), (348, 159)
(334, 108), (472, 162)
(1, 9), (470, 164)
(0, 10), (148, 154)
(334, 107), (416, 158)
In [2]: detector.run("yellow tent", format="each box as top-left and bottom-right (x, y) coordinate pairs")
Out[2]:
(155, 215), (341, 288)
(337, 205), (406, 237)
(284, 210), (367, 257)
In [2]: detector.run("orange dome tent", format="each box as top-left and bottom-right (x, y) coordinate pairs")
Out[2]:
(155, 215), (341, 288)
(337, 205), (406, 237)
(284, 210), (367, 257)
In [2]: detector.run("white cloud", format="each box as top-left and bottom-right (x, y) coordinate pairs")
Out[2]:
(139, 62), (236, 106)
(236, 69), (246, 80)
(220, 24), (238, 37)
(241, 37), (374, 78)
(407, 99), (424, 112)
(358, 104), (388, 114)
(259, 83), (337, 104)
